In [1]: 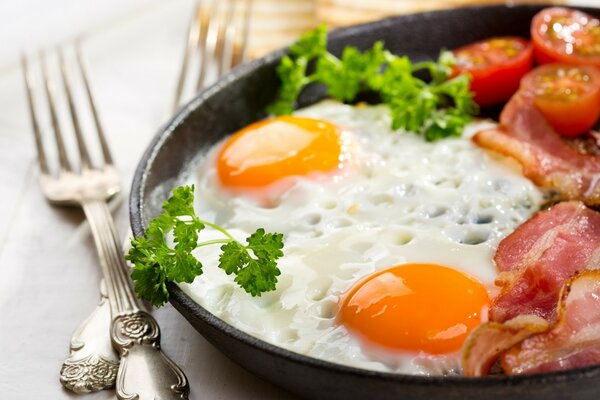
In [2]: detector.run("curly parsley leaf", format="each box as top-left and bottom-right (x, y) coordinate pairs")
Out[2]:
(420, 109), (465, 142)
(235, 258), (280, 297)
(266, 25), (327, 115)
(314, 41), (387, 101)
(218, 229), (283, 296)
(411, 50), (456, 84)
(289, 24), (327, 59)
(218, 241), (250, 275)
(267, 56), (310, 115)
(246, 228), (284, 261)
(269, 26), (478, 141)
(126, 185), (285, 307)
(130, 263), (169, 308)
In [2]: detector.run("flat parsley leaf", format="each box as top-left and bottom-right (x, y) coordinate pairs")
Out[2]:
(269, 26), (478, 141)
(126, 185), (285, 307)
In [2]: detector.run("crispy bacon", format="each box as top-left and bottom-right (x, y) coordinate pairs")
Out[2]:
(463, 272), (600, 376)
(462, 315), (549, 376)
(472, 92), (600, 206)
(501, 271), (600, 374)
(461, 202), (600, 376)
(492, 201), (600, 323)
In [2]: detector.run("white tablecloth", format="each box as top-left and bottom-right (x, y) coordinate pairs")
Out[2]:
(0, 1), (296, 398)
(1, 1), (597, 399)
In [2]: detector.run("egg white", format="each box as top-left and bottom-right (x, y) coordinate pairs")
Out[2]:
(179, 100), (542, 375)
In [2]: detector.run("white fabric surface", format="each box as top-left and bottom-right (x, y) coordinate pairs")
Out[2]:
(0, 1), (296, 399)
(0, 1), (597, 399)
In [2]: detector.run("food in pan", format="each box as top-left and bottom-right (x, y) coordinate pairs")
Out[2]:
(184, 100), (541, 374)
(128, 6), (600, 377)
(452, 36), (533, 107)
(531, 7), (600, 66)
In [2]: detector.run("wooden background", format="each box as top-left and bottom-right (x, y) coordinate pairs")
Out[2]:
(242, 0), (567, 58)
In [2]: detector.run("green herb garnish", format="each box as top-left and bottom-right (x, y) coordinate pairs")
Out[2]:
(127, 185), (284, 307)
(268, 25), (478, 141)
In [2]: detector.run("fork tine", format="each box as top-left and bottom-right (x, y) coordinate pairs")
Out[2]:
(196, 1), (220, 91)
(75, 44), (113, 166)
(217, 0), (236, 77)
(173, 0), (253, 108)
(173, 2), (202, 112)
(58, 49), (92, 170)
(21, 56), (50, 176)
(41, 52), (72, 173)
(236, 0), (253, 66)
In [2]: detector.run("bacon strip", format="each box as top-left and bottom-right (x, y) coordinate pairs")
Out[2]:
(462, 202), (600, 376)
(472, 92), (600, 206)
(492, 201), (600, 323)
(501, 271), (600, 374)
(462, 315), (549, 376)
(463, 272), (600, 376)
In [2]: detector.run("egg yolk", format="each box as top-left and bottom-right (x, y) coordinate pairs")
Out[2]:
(217, 116), (344, 189)
(340, 263), (489, 355)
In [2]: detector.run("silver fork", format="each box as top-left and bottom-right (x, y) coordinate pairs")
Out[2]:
(22, 47), (189, 399)
(172, 0), (253, 111)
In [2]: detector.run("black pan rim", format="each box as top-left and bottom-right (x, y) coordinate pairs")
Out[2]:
(130, 2), (600, 389)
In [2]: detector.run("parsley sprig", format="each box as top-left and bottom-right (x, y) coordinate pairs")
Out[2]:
(268, 25), (478, 141)
(127, 185), (284, 307)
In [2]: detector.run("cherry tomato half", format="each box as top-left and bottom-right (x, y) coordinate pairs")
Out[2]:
(531, 7), (600, 67)
(520, 63), (600, 137)
(453, 37), (533, 107)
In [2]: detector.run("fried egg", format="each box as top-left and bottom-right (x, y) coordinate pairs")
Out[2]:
(216, 115), (352, 204)
(179, 100), (542, 375)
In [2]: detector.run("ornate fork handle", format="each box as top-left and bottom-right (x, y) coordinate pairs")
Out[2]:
(83, 200), (189, 400)
(60, 280), (119, 393)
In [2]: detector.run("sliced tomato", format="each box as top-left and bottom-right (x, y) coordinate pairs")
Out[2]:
(520, 64), (600, 137)
(453, 37), (533, 107)
(531, 7), (600, 66)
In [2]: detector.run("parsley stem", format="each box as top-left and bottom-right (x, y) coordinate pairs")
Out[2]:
(324, 52), (341, 66)
(196, 238), (234, 248)
(199, 220), (236, 241)
(411, 61), (434, 72)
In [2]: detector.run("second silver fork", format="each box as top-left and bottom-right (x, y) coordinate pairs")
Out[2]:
(172, 0), (253, 111)
(23, 47), (189, 399)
